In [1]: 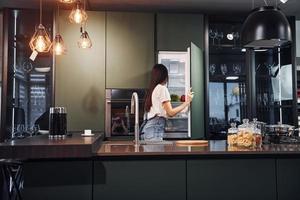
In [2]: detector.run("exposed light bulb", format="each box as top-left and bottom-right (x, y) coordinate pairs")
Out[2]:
(69, 1), (88, 24)
(74, 9), (83, 23)
(78, 31), (92, 49)
(59, 0), (75, 3)
(53, 34), (66, 55)
(35, 35), (47, 52)
(29, 24), (52, 53)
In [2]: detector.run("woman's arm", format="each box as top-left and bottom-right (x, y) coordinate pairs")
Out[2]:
(162, 91), (193, 117)
(162, 101), (190, 117)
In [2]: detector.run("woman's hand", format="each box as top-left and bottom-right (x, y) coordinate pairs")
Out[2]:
(185, 88), (194, 104)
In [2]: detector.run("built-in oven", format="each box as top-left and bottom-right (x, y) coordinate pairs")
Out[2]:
(105, 89), (146, 137)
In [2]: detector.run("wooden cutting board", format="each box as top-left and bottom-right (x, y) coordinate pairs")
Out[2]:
(176, 140), (209, 146)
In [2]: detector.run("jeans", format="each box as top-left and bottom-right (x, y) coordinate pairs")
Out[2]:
(140, 116), (166, 141)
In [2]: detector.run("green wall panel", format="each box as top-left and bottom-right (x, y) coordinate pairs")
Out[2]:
(94, 160), (186, 200)
(106, 12), (155, 89)
(22, 161), (93, 200)
(55, 11), (106, 131)
(157, 13), (204, 51)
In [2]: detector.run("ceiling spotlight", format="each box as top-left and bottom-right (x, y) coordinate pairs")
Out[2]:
(226, 76), (239, 80)
(227, 33), (234, 40)
(280, 0), (288, 3)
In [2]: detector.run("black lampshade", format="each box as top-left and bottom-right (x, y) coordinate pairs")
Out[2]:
(241, 6), (292, 48)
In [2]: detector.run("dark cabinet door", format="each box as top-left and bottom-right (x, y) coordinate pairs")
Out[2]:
(277, 158), (300, 200)
(94, 160), (186, 200)
(187, 159), (277, 200)
(22, 161), (93, 200)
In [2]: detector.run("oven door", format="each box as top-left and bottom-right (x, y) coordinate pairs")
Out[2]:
(106, 99), (144, 137)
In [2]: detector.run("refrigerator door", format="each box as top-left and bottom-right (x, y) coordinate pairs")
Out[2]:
(158, 50), (191, 138)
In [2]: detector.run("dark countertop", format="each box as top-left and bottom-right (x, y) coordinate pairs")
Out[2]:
(0, 132), (104, 160)
(97, 140), (300, 157)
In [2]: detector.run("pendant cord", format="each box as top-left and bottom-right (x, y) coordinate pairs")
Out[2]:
(252, 0), (254, 9)
(263, 0), (268, 6)
(40, 0), (42, 24)
(57, 3), (60, 33)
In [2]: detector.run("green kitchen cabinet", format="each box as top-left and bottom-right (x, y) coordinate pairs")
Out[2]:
(93, 160), (186, 200)
(156, 13), (204, 51)
(106, 12), (155, 89)
(187, 159), (277, 200)
(55, 11), (106, 131)
(22, 161), (93, 200)
(277, 158), (300, 200)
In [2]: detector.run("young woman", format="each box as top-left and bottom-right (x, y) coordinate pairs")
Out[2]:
(141, 64), (193, 141)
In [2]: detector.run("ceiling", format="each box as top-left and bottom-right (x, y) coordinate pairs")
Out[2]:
(0, 0), (299, 17)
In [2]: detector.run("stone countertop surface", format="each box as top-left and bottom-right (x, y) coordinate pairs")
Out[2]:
(0, 132), (104, 160)
(96, 140), (300, 158)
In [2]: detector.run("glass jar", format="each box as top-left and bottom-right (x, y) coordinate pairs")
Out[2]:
(237, 119), (255, 148)
(251, 118), (262, 147)
(227, 123), (238, 146)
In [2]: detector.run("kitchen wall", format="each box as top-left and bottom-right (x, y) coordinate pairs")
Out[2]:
(55, 11), (106, 131)
(55, 11), (204, 133)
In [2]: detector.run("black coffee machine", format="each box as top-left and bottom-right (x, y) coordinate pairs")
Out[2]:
(49, 107), (67, 139)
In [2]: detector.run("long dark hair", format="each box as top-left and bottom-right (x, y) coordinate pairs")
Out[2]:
(144, 64), (169, 112)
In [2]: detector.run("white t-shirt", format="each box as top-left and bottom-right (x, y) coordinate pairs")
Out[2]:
(147, 84), (171, 119)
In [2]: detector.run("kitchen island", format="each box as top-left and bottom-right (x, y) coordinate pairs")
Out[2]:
(1, 137), (300, 200)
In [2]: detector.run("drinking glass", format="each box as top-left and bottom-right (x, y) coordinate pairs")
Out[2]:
(220, 64), (227, 75)
(216, 32), (224, 47)
(209, 29), (218, 45)
(233, 64), (241, 75)
(209, 64), (216, 76)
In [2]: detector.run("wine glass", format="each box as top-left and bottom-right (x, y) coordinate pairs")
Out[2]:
(209, 64), (216, 76)
(216, 32), (224, 47)
(233, 64), (241, 75)
(220, 64), (227, 75)
(209, 29), (218, 45)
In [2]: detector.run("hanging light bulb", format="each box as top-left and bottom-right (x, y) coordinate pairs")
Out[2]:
(29, 0), (52, 53)
(53, 4), (66, 55)
(78, 27), (92, 48)
(59, 0), (75, 3)
(69, 0), (88, 24)
(53, 34), (66, 55)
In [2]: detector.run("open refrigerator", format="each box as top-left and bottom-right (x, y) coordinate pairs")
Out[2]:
(158, 49), (191, 138)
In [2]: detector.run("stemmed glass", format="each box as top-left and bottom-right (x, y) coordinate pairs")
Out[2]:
(209, 64), (216, 76)
(233, 64), (241, 75)
(220, 64), (227, 75)
(216, 32), (224, 47)
(209, 29), (218, 45)
(28, 124), (40, 136)
(233, 32), (240, 48)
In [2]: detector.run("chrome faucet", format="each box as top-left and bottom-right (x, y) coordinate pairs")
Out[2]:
(131, 92), (139, 145)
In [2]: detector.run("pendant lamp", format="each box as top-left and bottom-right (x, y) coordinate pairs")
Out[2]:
(69, 0), (88, 24)
(78, 26), (92, 49)
(53, 4), (66, 55)
(241, 6), (292, 48)
(29, 0), (52, 53)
